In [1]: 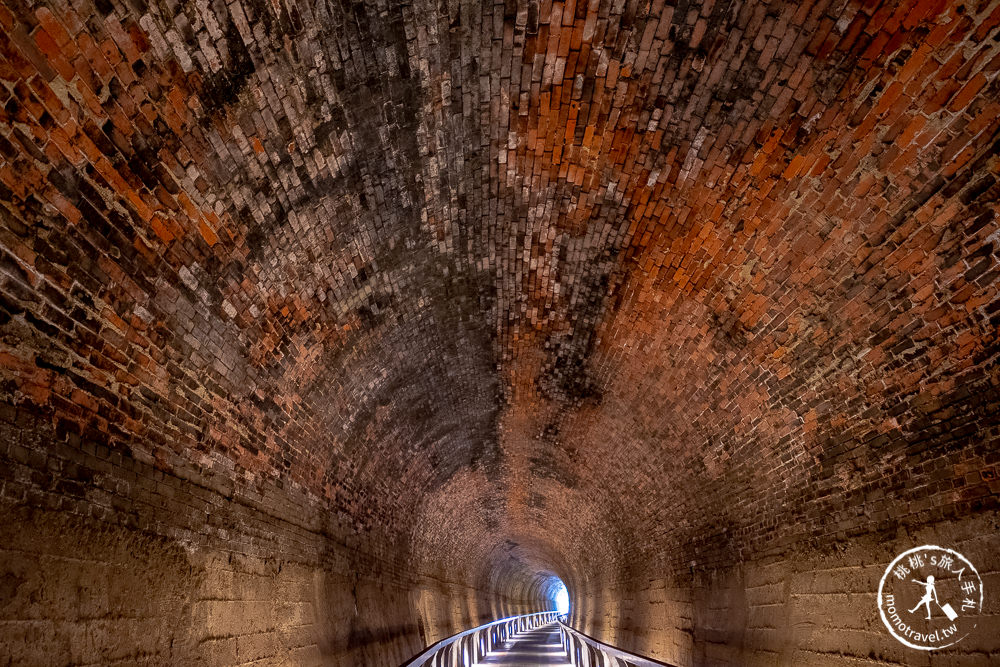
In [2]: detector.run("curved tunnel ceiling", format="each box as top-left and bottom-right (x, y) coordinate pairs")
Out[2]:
(1, 0), (998, 619)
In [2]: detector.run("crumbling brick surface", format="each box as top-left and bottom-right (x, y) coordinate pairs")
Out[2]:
(0, 0), (998, 664)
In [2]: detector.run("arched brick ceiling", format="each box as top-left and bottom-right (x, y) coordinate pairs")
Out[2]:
(1, 0), (998, 613)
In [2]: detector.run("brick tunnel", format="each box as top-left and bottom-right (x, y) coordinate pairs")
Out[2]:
(0, 0), (998, 664)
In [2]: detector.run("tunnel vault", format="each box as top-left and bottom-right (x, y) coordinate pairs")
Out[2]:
(0, 0), (998, 664)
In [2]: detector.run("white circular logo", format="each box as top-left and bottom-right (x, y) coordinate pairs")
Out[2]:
(878, 545), (984, 650)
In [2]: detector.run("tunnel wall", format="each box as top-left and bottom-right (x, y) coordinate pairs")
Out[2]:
(0, 405), (543, 666)
(573, 512), (998, 666)
(568, 379), (1000, 666)
(0, 0), (998, 664)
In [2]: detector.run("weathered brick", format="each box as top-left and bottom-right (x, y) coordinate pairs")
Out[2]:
(1, 0), (999, 664)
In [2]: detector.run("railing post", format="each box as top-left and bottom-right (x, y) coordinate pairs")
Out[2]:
(409, 611), (630, 667)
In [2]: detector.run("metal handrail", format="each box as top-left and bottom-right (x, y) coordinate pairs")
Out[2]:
(557, 620), (675, 667)
(401, 610), (560, 666)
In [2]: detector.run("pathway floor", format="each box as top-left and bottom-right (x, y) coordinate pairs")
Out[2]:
(478, 622), (572, 666)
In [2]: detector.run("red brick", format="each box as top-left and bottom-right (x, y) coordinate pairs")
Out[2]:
(0, 2), (997, 666)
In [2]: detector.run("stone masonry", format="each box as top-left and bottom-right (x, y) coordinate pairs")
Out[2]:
(0, 0), (998, 664)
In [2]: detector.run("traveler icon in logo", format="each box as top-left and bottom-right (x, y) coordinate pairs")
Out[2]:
(907, 575), (958, 621)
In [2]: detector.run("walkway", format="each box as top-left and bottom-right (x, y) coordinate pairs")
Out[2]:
(479, 622), (571, 666)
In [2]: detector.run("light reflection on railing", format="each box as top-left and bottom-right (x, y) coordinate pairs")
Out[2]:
(557, 619), (674, 667)
(401, 610), (560, 667)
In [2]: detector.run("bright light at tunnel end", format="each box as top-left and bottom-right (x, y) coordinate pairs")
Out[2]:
(553, 580), (570, 615)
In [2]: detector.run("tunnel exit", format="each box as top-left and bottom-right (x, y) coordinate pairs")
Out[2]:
(550, 578), (570, 616)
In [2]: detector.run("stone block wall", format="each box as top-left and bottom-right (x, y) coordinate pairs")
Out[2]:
(0, 0), (998, 663)
(574, 513), (999, 666)
(0, 406), (542, 666)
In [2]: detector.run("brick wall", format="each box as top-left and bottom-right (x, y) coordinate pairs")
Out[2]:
(573, 511), (999, 666)
(0, 0), (998, 664)
(0, 406), (542, 665)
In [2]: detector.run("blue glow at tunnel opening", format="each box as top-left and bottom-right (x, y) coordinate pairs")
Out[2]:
(552, 580), (570, 615)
